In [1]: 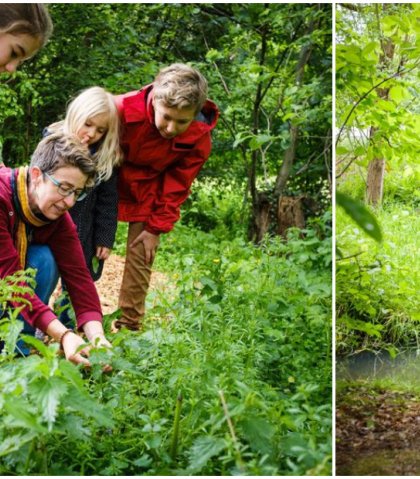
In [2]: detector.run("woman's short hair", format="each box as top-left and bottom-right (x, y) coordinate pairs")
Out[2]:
(153, 63), (208, 113)
(0, 4), (53, 47)
(30, 132), (96, 186)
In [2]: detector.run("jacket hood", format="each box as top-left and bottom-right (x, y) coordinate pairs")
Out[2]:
(122, 84), (219, 143)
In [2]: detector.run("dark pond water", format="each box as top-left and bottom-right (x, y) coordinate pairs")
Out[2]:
(336, 348), (420, 381)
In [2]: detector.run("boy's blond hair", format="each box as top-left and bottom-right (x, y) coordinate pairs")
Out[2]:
(49, 87), (122, 182)
(153, 63), (208, 113)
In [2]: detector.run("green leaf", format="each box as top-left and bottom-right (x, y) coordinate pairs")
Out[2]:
(0, 432), (37, 457)
(342, 317), (383, 338)
(249, 134), (274, 151)
(239, 416), (275, 455)
(92, 256), (100, 274)
(58, 359), (85, 390)
(376, 98), (395, 112)
(61, 385), (114, 428)
(336, 191), (382, 242)
(336, 146), (349, 155)
(19, 334), (55, 358)
(30, 377), (68, 429)
(354, 145), (366, 156)
(389, 85), (411, 103)
(186, 436), (226, 474)
(382, 15), (398, 36)
(4, 398), (48, 433)
(362, 41), (378, 59)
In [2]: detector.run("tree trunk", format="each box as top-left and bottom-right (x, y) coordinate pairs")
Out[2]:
(248, 23), (268, 243)
(249, 192), (271, 244)
(365, 6), (393, 206)
(272, 17), (316, 239)
(274, 124), (299, 198)
(277, 196), (305, 238)
(366, 158), (385, 205)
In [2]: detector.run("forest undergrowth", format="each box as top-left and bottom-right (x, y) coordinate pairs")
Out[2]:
(0, 211), (332, 475)
(336, 168), (420, 356)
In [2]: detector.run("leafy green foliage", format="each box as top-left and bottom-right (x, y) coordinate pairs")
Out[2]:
(0, 269), (37, 306)
(0, 270), (38, 356)
(0, 335), (113, 474)
(336, 203), (419, 354)
(0, 217), (331, 475)
(182, 178), (247, 239)
(336, 4), (419, 355)
(336, 3), (420, 179)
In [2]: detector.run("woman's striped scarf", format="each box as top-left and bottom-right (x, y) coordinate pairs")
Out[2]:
(10, 167), (49, 267)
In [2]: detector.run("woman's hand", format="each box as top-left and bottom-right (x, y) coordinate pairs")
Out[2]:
(83, 321), (112, 372)
(61, 331), (91, 367)
(47, 319), (91, 367)
(89, 334), (112, 349)
(83, 320), (112, 347)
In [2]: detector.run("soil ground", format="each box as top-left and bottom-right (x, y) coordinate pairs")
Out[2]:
(336, 383), (420, 476)
(52, 253), (170, 315)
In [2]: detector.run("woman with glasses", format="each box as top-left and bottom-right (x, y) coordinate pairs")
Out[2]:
(0, 132), (111, 365)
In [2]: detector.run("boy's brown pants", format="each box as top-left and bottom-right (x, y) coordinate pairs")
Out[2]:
(116, 222), (152, 330)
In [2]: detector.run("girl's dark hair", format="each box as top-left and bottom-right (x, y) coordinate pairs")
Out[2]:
(0, 4), (53, 46)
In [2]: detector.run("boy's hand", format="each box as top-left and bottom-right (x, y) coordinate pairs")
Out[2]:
(130, 230), (159, 264)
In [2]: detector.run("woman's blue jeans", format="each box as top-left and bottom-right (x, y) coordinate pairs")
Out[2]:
(16, 245), (59, 355)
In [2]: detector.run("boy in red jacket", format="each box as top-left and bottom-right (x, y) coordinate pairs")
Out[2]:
(114, 63), (219, 331)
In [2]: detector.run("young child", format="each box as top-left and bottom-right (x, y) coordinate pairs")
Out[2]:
(113, 63), (219, 331)
(0, 3), (53, 74)
(46, 86), (122, 324)
(0, 132), (111, 365)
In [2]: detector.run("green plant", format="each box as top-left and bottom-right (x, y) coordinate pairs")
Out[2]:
(336, 203), (420, 354)
(0, 217), (332, 475)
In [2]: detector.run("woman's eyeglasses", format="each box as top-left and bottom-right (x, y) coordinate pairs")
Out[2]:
(44, 172), (88, 202)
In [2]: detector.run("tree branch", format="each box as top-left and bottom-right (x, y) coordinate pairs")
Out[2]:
(335, 61), (420, 146)
(339, 4), (366, 13)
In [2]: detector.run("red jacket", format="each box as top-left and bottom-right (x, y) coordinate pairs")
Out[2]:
(116, 85), (219, 235)
(0, 167), (102, 333)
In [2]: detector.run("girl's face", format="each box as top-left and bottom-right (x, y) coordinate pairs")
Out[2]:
(0, 32), (41, 73)
(30, 166), (88, 221)
(77, 113), (109, 146)
(153, 101), (196, 139)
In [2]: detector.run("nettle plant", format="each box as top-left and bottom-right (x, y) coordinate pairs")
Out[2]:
(0, 271), (112, 475)
(0, 223), (332, 475)
(0, 270), (37, 356)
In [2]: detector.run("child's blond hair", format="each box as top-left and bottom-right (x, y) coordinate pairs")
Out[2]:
(49, 86), (122, 182)
(153, 63), (208, 113)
